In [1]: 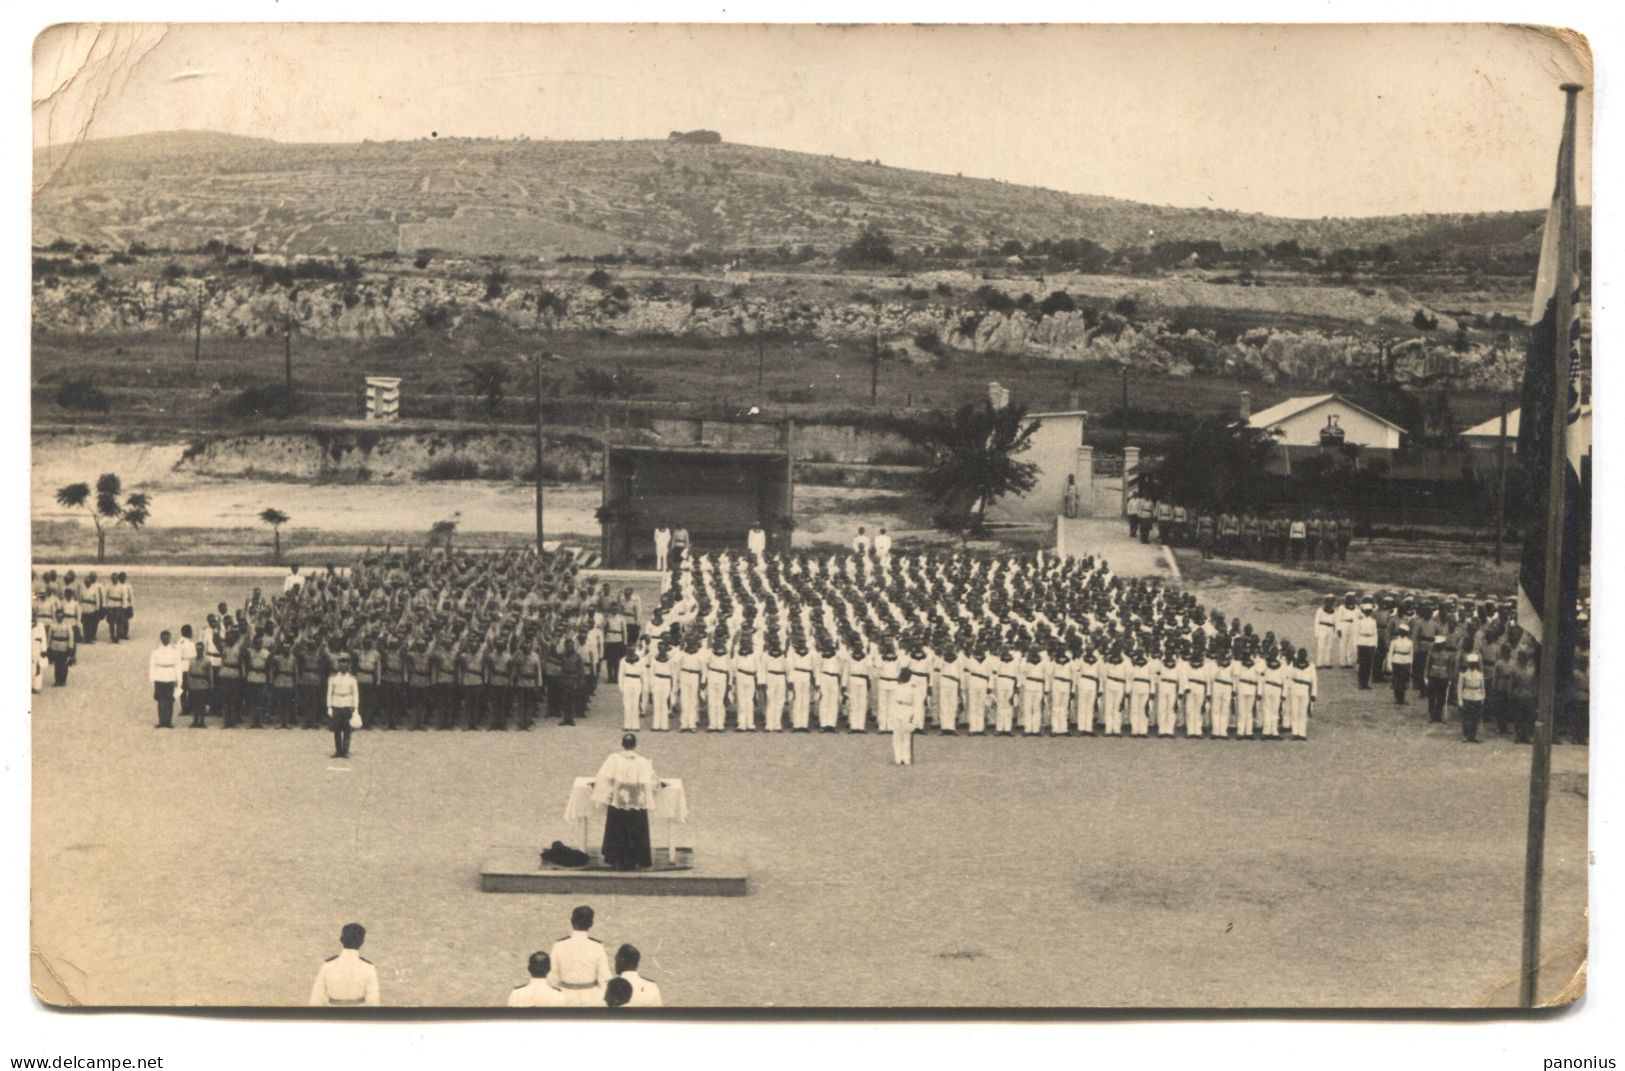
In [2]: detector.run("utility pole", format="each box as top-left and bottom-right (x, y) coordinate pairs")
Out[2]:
(870, 324), (880, 406)
(283, 311), (293, 389)
(757, 331), (765, 404)
(1494, 395), (1510, 564)
(1120, 365), (1129, 457)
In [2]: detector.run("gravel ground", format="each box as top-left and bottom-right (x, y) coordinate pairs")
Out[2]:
(29, 570), (1588, 1009)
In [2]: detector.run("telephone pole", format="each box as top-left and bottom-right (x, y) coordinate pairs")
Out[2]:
(535, 354), (547, 551)
(1494, 395), (1510, 564)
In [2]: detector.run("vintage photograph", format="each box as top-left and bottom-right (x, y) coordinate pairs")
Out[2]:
(27, 23), (1592, 1011)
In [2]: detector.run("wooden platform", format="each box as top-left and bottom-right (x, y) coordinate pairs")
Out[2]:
(479, 847), (749, 896)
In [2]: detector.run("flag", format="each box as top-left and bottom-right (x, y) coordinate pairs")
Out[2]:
(1514, 95), (1586, 664)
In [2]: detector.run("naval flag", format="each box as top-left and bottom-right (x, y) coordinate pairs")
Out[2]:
(1514, 94), (1586, 659)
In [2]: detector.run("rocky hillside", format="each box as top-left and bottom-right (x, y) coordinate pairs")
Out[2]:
(34, 131), (1560, 259)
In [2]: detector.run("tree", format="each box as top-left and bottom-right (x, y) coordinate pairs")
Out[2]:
(429, 514), (460, 554)
(837, 225), (896, 267)
(461, 360), (511, 415)
(1142, 416), (1281, 510)
(905, 401), (1039, 533)
(259, 508), (290, 563)
(55, 473), (152, 562)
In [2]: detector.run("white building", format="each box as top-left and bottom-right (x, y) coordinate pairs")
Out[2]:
(1246, 392), (1406, 449)
(1460, 405), (1593, 455)
(988, 407), (1090, 522)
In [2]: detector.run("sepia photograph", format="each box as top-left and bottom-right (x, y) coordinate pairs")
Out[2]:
(22, 18), (1599, 1025)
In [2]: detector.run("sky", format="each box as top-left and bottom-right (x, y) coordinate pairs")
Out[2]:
(32, 22), (1594, 220)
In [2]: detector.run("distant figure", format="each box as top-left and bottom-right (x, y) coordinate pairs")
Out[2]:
(671, 525), (690, 566)
(593, 734), (657, 869)
(548, 905), (612, 1005)
(653, 524), (671, 572)
(604, 977), (634, 1008)
(889, 666), (921, 765)
(1063, 474), (1080, 518)
(149, 629), (181, 726)
(282, 563), (305, 594)
(873, 527), (892, 558)
(309, 922), (380, 1007)
(853, 526), (870, 555)
(46, 608), (76, 688)
(747, 521), (767, 558)
(327, 654), (360, 758)
(508, 952), (570, 1007)
(615, 944), (663, 1007)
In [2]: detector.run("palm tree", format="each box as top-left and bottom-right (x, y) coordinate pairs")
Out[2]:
(905, 400), (1039, 534)
(259, 508), (290, 563)
(429, 514), (460, 555)
(54, 473), (152, 563)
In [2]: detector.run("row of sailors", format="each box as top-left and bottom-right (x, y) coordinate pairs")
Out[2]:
(612, 638), (1319, 739)
(32, 570), (139, 643)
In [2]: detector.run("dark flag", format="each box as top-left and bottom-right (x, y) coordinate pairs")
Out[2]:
(1514, 100), (1586, 668)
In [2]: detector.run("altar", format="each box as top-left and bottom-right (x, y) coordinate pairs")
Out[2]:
(564, 776), (691, 864)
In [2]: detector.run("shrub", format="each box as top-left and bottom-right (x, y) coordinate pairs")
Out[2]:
(691, 287), (718, 309)
(55, 376), (110, 413)
(973, 285), (1017, 314)
(417, 458), (483, 481)
(914, 330), (944, 355)
(586, 268), (613, 288)
(226, 383), (302, 419)
(1037, 290), (1077, 316)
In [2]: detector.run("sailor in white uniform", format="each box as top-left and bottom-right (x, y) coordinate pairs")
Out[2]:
(309, 923), (380, 1007)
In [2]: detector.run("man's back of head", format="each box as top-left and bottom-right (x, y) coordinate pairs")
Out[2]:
(571, 905), (594, 931)
(340, 922), (366, 950)
(527, 951), (551, 979)
(615, 943), (640, 976)
(604, 977), (633, 1007)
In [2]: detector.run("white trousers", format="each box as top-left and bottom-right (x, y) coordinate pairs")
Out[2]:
(847, 677), (869, 731)
(705, 672), (729, 730)
(993, 678), (1016, 732)
(1076, 681), (1098, 733)
(620, 681), (643, 730)
(650, 679), (672, 730)
(1286, 688), (1311, 738)
(964, 680), (988, 733)
(763, 675), (786, 730)
(1315, 628), (1336, 667)
(1155, 683), (1179, 736)
(1259, 686), (1283, 736)
(790, 672), (813, 729)
(1048, 683), (1071, 733)
(1102, 681), (1125, 734)
(1185, 691), (1206, 736)
(1210, 685), (1232, 737)
(678, 672), (701, 730)
(1128, 684), (1151, 735)
(1234, 684), (1258, 735)
(817, 676), (842, 728)
(937, 680), (960, 730)
(735, 675), (757, 730)
(1021, 684), (1044, 734)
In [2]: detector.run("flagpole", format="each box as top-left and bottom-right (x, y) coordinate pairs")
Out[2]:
(1518, 82), (1582, 1010)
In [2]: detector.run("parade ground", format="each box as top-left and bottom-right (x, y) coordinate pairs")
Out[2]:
(29, 548), (1589, 1009)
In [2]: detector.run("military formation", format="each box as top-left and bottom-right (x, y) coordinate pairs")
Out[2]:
(30, 568), (137, 692)
(614, 544), (1320, 741)
(162, 548), (642, 732)
(1307, 589), (1590, 745)
(1125, 494), (1356, 565)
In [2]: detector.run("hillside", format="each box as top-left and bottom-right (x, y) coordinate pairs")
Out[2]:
(33, 131), (1561, 259)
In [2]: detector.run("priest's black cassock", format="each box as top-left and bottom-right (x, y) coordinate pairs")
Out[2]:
(593, 742), (656, 869)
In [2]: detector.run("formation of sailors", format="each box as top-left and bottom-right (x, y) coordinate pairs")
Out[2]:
(168, 549), (643, 731)
(1307, 588), (1589, 745)
(31, 568), (137, 691)
(1124, 496), (1355, 566)
(614, 547), (1320, 741)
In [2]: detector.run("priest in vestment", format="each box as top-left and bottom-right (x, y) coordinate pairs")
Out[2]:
(593, 733), (657, 869)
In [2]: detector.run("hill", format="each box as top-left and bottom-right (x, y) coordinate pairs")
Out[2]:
(33, 131), (1563, 260)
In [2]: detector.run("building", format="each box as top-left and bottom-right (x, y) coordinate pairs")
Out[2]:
(1460, 405), (1593, 455)
(987, 404), (1091, 523)
(598, 419), (794, 568)
(1246, 392), (1406, 449)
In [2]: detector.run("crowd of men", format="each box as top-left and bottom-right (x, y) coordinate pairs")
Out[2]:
(1124, 494), (1356, 566)
(30, 568), (138, 692)
(309, 906), (663, 1008)
(1306, 589), (1590, 745)
(159, 549), (643, 733)
(613, 542), (1322, 741)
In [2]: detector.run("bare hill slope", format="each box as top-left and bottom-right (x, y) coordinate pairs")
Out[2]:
(34, 131), (1559, 259)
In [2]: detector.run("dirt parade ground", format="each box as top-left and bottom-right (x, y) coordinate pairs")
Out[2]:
(28, 534), (1588, 1009)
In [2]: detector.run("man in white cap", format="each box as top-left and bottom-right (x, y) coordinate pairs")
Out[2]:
(1335, 592), (1360, 668)
(1457, 652), (1486, 743)
(1313, 595), (1338, 668)
(1385, 623), (1414, 705)
(1354, 600), (1379, 690)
